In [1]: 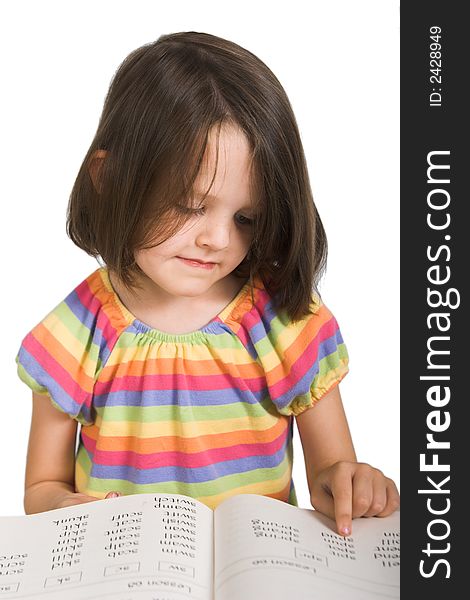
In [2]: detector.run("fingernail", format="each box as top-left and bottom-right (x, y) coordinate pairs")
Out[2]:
(340, 526), (351, 536)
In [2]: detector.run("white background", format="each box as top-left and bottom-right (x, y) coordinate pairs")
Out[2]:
(0, 0), (399, 515)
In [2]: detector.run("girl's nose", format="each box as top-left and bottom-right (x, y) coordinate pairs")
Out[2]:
(195, 218), (231, 250)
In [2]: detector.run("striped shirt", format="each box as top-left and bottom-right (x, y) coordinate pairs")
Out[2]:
(16, 268), (349, 509)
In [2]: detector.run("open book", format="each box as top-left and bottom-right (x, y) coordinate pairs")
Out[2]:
(0, 493), (399, 600)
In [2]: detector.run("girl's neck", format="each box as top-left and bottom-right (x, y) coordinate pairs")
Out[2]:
(108, 269), (246, 334)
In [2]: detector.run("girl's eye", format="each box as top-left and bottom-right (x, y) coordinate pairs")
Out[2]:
(176, 204), (205, 216)
(191, 206), (206, 216)
(235, 214), (252, 226)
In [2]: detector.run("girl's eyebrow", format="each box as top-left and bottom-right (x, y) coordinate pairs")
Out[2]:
(193, 191), (217, 201)
(193, 191), (254, 212)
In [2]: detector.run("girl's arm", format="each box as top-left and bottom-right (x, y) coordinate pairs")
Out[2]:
(295, 385), (399, 536)
(24, 392), (117, 513)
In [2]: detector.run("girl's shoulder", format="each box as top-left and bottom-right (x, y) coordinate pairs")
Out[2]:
(223, 275), (327, 335)
(18, 267), (133, 366)
(224, 276), (344, 363)
(28, 267), (132, 337)
(69, 267), (134, 331)
(15, 267), (131, 424)
(226, 278), (348, 416)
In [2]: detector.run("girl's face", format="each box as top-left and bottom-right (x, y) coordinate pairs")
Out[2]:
(134, 124), (255, 299)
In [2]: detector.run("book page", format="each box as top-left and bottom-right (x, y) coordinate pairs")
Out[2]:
(0, 493), (213, 600)
(214, 494), (399, 600)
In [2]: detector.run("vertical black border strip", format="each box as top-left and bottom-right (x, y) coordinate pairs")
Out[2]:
(401, 2), (466, 596)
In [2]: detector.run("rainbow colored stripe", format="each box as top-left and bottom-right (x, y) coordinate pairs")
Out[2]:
(16, 268), (348, 509)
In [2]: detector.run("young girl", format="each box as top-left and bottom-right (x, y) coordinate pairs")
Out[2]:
(16, 31), (399, 536)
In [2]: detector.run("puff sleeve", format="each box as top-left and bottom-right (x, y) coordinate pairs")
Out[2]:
(15, 283), (107, 425)
(248, 294), (349, 416)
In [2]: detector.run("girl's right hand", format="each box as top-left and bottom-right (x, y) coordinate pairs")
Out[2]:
(24, 392), (123, 514)
(54, 491), (121, 509)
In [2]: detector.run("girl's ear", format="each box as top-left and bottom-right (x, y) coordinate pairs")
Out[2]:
(88, 149), (108, 193)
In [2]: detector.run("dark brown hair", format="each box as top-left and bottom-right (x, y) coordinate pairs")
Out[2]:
(66, 31), (327, 321)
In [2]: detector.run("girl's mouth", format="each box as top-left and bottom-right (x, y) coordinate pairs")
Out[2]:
(177, 257), (217, 270)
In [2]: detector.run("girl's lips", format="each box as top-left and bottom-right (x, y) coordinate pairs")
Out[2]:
(177, 256), (217, 270)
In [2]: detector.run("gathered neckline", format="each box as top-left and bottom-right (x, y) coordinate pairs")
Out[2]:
(98, 268), (256, 343)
